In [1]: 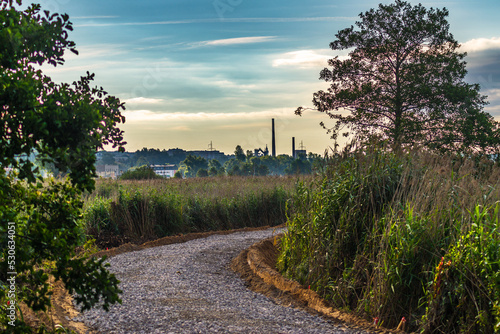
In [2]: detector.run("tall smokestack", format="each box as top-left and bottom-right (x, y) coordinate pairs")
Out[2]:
(292, 137), (296, 159)
(272, 118), (276, 157)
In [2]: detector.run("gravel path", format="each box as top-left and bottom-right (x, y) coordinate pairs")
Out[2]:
(77, 227), (363, 333)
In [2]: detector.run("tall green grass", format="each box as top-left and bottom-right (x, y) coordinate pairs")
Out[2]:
(277, 146), (500, 333)
(82, 176), (301, 246)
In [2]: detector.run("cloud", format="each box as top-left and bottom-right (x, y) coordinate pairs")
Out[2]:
(211, 80), (257, 90)
(214, 123), (268, 130)
(74, 17), (355, 28)
(273, 50), (342, 68)
(62, 44), (129, 60)
(123, 97), (164, 104)
(73, 16), (119, 19)
(169, 126), (192, 131)
(122, 109), (295, 122)
(486, 104), (500, 118)
(460, 37), (500, 53)
(484, 89), (500, 106)
(192, 36), (277, 48)
(214, 17), (356, 23)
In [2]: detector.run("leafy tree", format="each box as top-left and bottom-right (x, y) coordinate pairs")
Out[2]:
(234, 145), (246, 162)
(259, 156), (280, 175)
(285, 159), (312, 175)
(223, 158), (241, 176)
(134, 156), (149, 167)
(119, 165), (162, 180)
(297, 0), (499, 154)
(245, 150), (254, 161)
(196, 168), (209, 178)
(308, 152), (325, 173)
(247, 157), (270, 176)
(208, 159), (224, 176)
(174, 170), (183, 179)
(181, 154), (208, 177)
(0, 0), (124, 330)
(208, 166), (219, 177)
(240, 162), (253, 176)
(276, 155), (294, 174)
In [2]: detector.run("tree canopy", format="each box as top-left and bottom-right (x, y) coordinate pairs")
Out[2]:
(119, 165), (163, 180)
(1, 0), (125, 330)
(297, 0), (499, 154)
(181, 154), (209, 177)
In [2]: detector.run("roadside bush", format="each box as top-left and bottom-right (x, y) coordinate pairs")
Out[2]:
(277, 146), (500, 332)
(423, 204), (500, 333)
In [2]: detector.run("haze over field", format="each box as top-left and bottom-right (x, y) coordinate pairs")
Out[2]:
(35, 0), (500, 154)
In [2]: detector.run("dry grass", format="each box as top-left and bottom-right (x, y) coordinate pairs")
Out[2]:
(81, 175), (310, 247)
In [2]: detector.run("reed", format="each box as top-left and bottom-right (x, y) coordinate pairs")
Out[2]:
(277, 146), (500, 333)
(81, 175), (303, 246)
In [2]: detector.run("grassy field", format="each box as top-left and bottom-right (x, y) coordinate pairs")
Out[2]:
(277, 147), (500, 333)
(80, 155), (500, 332)
(81, 175), (307, 248)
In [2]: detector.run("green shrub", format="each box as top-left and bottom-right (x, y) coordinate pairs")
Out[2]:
(423, 204), (500, 333)
(277, 146), (500, 332)
(278, 148), (406, 302)
(82, 197), (116, 236)
(120, 165), (163, 180)
(196, 169), (209, 178)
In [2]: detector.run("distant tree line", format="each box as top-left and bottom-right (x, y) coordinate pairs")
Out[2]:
(177, 145), (323, 178)
(112, 145), (323, 179)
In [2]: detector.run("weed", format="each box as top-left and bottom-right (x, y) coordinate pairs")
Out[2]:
(277, 146), (500, 332)
(81, 176), (302, 246)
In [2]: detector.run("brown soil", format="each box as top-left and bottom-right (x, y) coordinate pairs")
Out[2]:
(231, 235), (406, 334)
(25, 225), (406, 333)
(19, 277), (89, 333)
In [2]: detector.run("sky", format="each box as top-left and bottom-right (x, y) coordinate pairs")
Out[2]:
(28, 0), (500, 155)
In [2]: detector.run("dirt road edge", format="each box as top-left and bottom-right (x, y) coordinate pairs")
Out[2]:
(231, 235), (399, 334)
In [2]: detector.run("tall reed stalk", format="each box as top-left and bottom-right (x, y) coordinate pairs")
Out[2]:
(277, 146), (500, 333)
(82, 176), (300, 245)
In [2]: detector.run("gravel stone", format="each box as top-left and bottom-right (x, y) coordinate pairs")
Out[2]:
(76, 227), (366, 333)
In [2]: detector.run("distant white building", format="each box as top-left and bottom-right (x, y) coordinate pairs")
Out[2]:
(96, 164), (120, 178)
(150, 164), (177, 178)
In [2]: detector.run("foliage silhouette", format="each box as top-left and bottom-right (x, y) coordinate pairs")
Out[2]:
(1, 0), (124, 330)
(297, 0), (500, 154)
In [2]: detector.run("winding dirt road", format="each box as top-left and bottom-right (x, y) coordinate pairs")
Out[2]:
(46, 227), (387, 333)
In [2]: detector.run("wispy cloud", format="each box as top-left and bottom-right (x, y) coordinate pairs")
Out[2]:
(212, 17), (356, 23)
(273, 50), (332, 68)
(123, 97), (164, 104)
(211, 80), (257, 90)
(197, 36), (277, 47)
(73, 16), (119, 19)
(123, 109), (294, 122)
(74, 17), (355, 28)
(460, 37), (500, 53)
(272, 49), (352, 69)
(486, 88), (500, 101)
(170, 126), (192, 131)
(63, 44), (129, 60)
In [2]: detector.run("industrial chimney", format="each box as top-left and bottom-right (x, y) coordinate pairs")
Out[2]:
(272, 118), (276, 157)
(292, 137), (296, 159)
